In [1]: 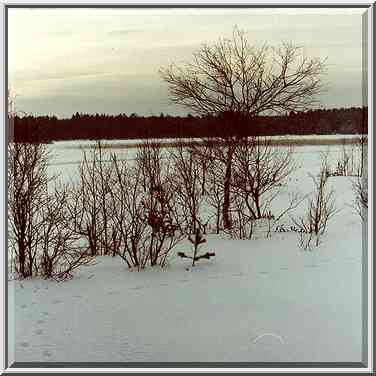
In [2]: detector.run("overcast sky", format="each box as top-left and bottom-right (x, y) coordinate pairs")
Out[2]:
(8, 7), (367, 118)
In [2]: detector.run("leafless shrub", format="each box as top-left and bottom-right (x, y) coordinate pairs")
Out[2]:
(293, 167), (337, 250)
(190, 137), (238, 230)
(8, 142), (50, 278)
(353, 176), (368, 220)
(169, 142), (208, 235)
(9, 142), (93, 279)
(229, 136), (297, 239)
(205, 157), (226, 234)
(67, 141), (117, 256)
(109, 155), (150, 270)
(228, 193), (253, 239)
(136, 142), (183, 267)
(39, 184), (94, 280)
(331, 143), (361, 177)
(108, 143), (183, 270)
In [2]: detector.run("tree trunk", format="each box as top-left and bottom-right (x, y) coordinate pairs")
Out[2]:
(222, 146), (233, 230)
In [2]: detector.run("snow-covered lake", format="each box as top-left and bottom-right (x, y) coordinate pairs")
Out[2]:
(9, 136), (366, 364)
(46, 135), (363, 183)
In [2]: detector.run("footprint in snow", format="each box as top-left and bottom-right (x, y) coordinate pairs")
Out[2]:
(42, 311), (49, 316)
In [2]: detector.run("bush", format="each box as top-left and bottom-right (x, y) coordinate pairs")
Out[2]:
(9, 142), (93, 280)
(293, 166), (337, 250)
(108, 142), (183, 270)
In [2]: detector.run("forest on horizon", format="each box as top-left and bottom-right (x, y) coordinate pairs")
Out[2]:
(9, 106), (367, 143)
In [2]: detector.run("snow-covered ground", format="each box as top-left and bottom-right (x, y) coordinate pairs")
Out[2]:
(8, 139), (365, 364)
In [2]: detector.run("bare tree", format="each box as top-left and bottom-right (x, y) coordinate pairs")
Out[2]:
(8, 142), (92, 279)
(8, 142), (50, 278)
(67, 141), (116, 256)
(170, 142), (206, 235)
(353, 176), (368, 220)
(205, 157), (226, 234)
(293, 166), (337, 250)
(232, 137), (296, 219)
(136, 142), (182, 267)
(109, 143), (183, 270)
(39, 184), (94, 280)
(331, 142), (361, 177)
(161, 26), (325, 228)
(109, 154), (151, 270)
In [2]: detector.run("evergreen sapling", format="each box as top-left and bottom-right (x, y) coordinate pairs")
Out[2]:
(177, 229), (215, 267)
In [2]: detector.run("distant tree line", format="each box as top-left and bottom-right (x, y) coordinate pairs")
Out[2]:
(10, 107), (367, 143)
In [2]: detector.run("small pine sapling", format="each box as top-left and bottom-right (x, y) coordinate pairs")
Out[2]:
(177, 229), (215, 267)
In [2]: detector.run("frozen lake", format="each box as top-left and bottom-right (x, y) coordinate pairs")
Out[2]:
(46, 135), (363, 183)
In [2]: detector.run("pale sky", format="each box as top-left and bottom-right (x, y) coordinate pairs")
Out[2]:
(8, 7), (367, 118)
